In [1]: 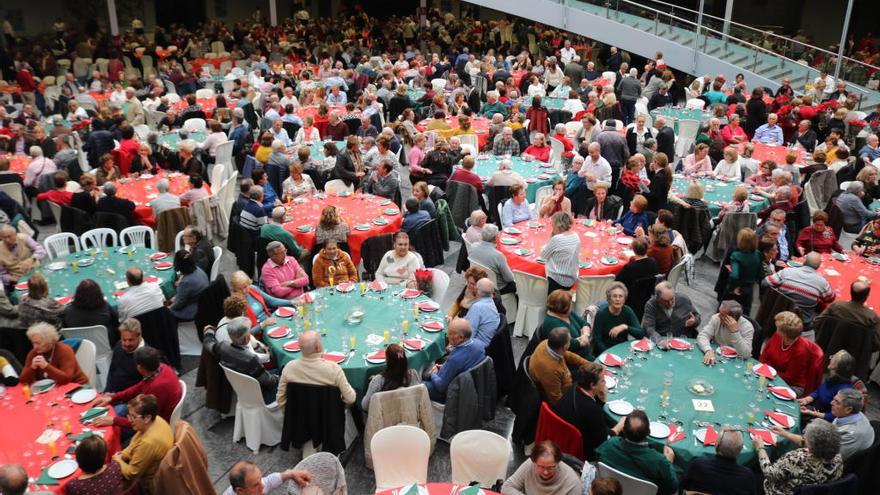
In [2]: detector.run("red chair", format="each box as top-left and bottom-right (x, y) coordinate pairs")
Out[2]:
(803, 339), (825, 397)
(534, 402), (584, 460)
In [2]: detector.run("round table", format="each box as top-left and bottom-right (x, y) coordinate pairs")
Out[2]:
(263, 286), (447, 395)
(738, 142), (805, 166)
(293, 104), (347, 123)
(190, 57), (235, 73)
(520, 96), (567, 111)
(171, 97), (237, 118)
(670, 176), (769, 217)
(650, 107), (726, 134)
(157, 130), (208, 152)
(470, 155), (559, 202)
(114, 171), (207, 227)
(599, 339), (800, 470)
(802, 253), (880, 310)
(11, 248), (177, 312)
(497, 217), (631, 280)
(416, 117), (491, 149)
(375, 483), (500, 495)
(281, 192), (403, 264)
(285, 141), (344, 161)
(8, 154), (30, 175)
(0, 383), (120, 493)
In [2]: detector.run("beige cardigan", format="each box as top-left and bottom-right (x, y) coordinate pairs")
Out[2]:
(364, 383), (436, 468)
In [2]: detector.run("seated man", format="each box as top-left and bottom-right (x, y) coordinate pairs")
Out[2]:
(362, 159), (400, 199)
(36, 171), (73, 205)
(96, 182), (136, 226)
(643, 281), (701, 343)
(528, 327), (596, 405)
(113, 394), (174, 489)
(277, 330), (356, 408)
(424, 318), (486, 403)
(401, 198), (431, 233)
(117, 268), (166, 321)
(260, 207), (305, 259)
(181, 225), (215, 275)
(596, 409), (679, 495)
(764, 251), (836, 330)
(697, 300), (754, 364)
(204, 317), (278, 404)
(260, 241), (309, 300)
(468, 224), (516, 293)
(487, 158), (525, 187)
(150, 178), (181, 217)
(104, 319), (146, 394)
(851, 217), (880, 257)
(680, 429), (756, 495)
(780, 388), (873, 461)
(465, 278), (501, 346)
(0, 224), (47, 285)
(814, 280), (880, 375)
(223, 461), (312, 495)
(0, 464), (28, 495)
(449, 155), (485, 194)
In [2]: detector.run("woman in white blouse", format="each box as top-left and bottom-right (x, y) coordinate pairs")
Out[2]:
(294, 116), (321, 144)
(713, 147), (743, 180)
(375, 232), (424, 286)
(282, 162), (317, 200)
(527, 75), (546, 98)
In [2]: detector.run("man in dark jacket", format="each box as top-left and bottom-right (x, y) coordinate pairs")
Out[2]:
(654, 117), (676, 160)
(105, 319), (145, 393)
(204, 317), (278, 404)
(85, 129), (115, 169)
(96, 182), (136, 225)
(680, 429), (757, 495)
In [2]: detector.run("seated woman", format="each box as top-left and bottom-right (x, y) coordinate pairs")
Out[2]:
(746, 160), (776, 187)
(95, 153), (122, 186)
(294, 116), (322, 145)
(713, 185), (750, 227)
(312, 240), (358, 287)
(593, 282), (645, 353)
(755, 419), (843, 495)
(63, 279), (119, 342)
(725, 228), (763, 314)
(682, 143), (713, 176)
(759, 311), (823, 396)
(114, 394), (174, 490)
(523, 133), (551, 162)
(538, 290), (593, 360)
(216, 295), (271, 363)
(795, 211), (843, 255)
(554, 364), (622, 462)
(584, 183), (621, 221)
(282, 162), (317, 201)
(613, 193), (649, 236)
(375, 232), (423, 286)
(448, 266), (492, 319)
(713, 147), (742, 180)
(178, 174), (210, 206)
(615, 237), (660, 296)
(538, 179), (572, 218)
(169, 251), (209, 321)
(799, 350), (863, 422)
(230, 270), (297, 329)
(361, 343), (422, 411)
(501, 440), (582, 495)
(315, 205), (351, 246)
(66, 435), (126, 495)
(254, 131), (274, 165)
(19, 273), (64, 328)
(19, 322), (89, 385)
(646, 223), (675, 274)
(129, 143), (159, 176)
(670, 180), (710, 212)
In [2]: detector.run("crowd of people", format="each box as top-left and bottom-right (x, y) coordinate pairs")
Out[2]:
(0, 4), (878, 495)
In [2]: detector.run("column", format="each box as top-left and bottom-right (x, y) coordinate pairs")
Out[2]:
(107, 0), (119, 37)
(723, 0), (734, 37)
(269, 0), (278, 27)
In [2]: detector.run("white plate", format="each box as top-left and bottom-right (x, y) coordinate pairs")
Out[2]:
(600, 257), (619, 265)
(607, 400), (634, 416)
(752, 363), (778, 378)
(769, 386), (796, 401)
(366, 357), (386, 364)
(71, 388), (98, 404)
(717, 346), (738, 358)
(649, 421), (671, 439)
(47, 261), (66, 271)
(694, 427), (708, 443)
(117, 246), (136, 254)
(48, 459), (78, 479)
(604, 376), (617, 389)
(630, 340), (654, 352)
(33, 378), (55, 393)
(77, 258), (95, 267)
(616, 237), (633, 245)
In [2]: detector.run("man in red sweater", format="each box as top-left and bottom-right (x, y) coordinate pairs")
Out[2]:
(15, 64), (37, 107)
(91, 346), (182, 432)
(36, 171), (73, 205)
(449, 154), (485, 193)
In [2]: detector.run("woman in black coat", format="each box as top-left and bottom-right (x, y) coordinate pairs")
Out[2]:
(744, 88), (768, 139)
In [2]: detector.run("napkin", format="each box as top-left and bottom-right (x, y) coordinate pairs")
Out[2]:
(367, 350), (386, 361)
(399, 289), (422, 298)
(296, 225), (312, 232)
(149, 252), (168, 260)
(400, 484), (421, 495)
(765, 410), (795, 428)
(702, 425), (718, 446)
(748, 428), (777, 446)
(153, 261), (173, 269)
(667, 424), (687, 444)
(420, 320), (443, 331)
(70, 431), (98, 442)
(754, 364), (776, 379)
(276, 307), (296, 317)
(283, 340), (300, 352)
(368, 280), (387, 291)
(384, 209), (400, 215)
(145, 275), (159, 283)
(633, 338), (652, 352)
(418, 302), (439, 311)
(14, 282), (27, 290)
(267, 326), (289, 338)
(600, 353), (622, 367)
(55, 295), (73, 305)
(35, 467), (60, 486)
(403, 339), (424, 350)
(525, 178), (537, 183)
(336, 282), (355, 292)
(80, 407), (109, 422)
(768, 386), (796, 400)
(458, 486), (481, 495)
(668, 338), (692, 350)
(36, 380), (56, 393)
(322, 353), (347, 364)
(297, 293), (315, 304)
(718, 346), (738, 357)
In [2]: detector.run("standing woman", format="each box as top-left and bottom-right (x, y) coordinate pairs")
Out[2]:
(541, 212), (581, 294)
(725, 227), (763, 313)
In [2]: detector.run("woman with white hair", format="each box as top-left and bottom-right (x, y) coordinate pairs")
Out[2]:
(178, 140), (205, 177)
(20, 322), (89, 385)
(523, 133), (551, 162)
(463, 210), (488, 244)
(755, 419), (843, 495)
(129, 142), (159, 176)
(23, 145), (57, 192)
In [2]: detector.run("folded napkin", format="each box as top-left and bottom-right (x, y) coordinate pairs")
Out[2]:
(749, 428), (777, 446)
(525, 178), (537, 183)
(668, 338), (692, 350)
(145, 275), (159, 283)
(768, 386), (796, 400)
(633, 338), (652, 352)
(368, 350), (386, 361)
(600, 353), (622, 367)
(403, 339), (424, 350)
(322, 353), (347, 364)
(276, 307), (296, 317)
(667, 424), (686, 444)
(418, 302), (439, 311)
(458, 486), (481, 495)
(384, 209), (400, 215)
(297, 293), (315, 304)
(14, 282), (27, 290)
(765, 410), (795, 428)
(718, 346), (738, 357)
(754, 364), (776, 379)
(336, 282), (355, 292)
(36, 380), (55, 392)
(399, 289), (422, 298)
(702, 425), (718, 446)
(55, 295), (73, 305)
(153, 261), (173, 269)
(295, 225), (312, 232)
(35, 467), (60, 486)
(70, 431), (98, 442)
(80, 407), (109, 422)
(149, 252), (167, 260)
(400, 485), (421, 495)
(283, 340), (300, 352)
(267, 326), (289, 338)
(368, 280), (387, 291)
(420, 321), (444, 331)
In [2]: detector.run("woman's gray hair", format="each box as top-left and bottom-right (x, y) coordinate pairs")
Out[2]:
(847, 180), (865, 195)
(606, 281), (629, 301)
(26, 322), (59, 343)
(551, 211), (572, 232)
(837, 388), (864, 414)
(271, 140), (285, 152)
(803, 419), (841, 462)
(830, 350), (855, 381)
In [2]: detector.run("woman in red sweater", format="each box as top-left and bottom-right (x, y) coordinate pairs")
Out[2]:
(646, 223), (675, 274)
(522, 133), (552, 163)
(795, 211), (843, 256)
(20, 322), (89, 385)
(759, 311), (824, 396)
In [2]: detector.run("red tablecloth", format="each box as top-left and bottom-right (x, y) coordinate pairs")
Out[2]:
(282, 193), (403, 264)
(499, 217), (630, 281)
(172, 97), (238, 118)
(0, 85), (21, 94)
(738, 143), (805, 166)
(810, 254), (880, 310)
(416, 116), (491, 148)
(375, 483), (500, 495)
(114, 171), (207, 228)
(9, 155), (30, 174)
(88, 91), (110, 102)
(293, 104), (348, 123)
(190, 57), (236, 73)
(0, 383), (120, 494)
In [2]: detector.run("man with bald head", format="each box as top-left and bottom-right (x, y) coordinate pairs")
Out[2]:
(424, 318), (486, 403)
(0, 464), (28, 495)
(765, 251), (836, 333)
(276, 330), (355, 408)
(465, 278), (501, 346)
(814, 280), (880, 376)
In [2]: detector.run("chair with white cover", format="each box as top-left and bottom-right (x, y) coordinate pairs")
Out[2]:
(686, 98), (706, 110)
(81, 228), (119, 249)
(603, 119), (624, 131)
(601, 71), (617, 86)
(72, 339), (97, 389)
(47, 201), (63, 232)
(450, 430), (510, 488)
(573, 275), (616, 317)
(533, 186), (553, 212)
(214, 141), (234, 170)
(44, 233), (81, 259)
(209, 163), (225, 188)
(61, 326), (109, 391)
(133, 124), (150, 140)
(165, 93), (181, 104)
(468, 259), (518, 318)
(221, 79), (236, 95)
(195, 88), (215, 99)
(512, 270), (548, 337)
(675, 119), (702, 158)
(0, 183), (24, 207)
(564, 121), (583, 136)
(458, 134), (479, 151)
(428, 268), (450, 304)
(210, 246), (223, 281)
(120, 226), (156, 249)
(371, 425), (431, 491)
(548, 138), (564, 173)
(324, 179), (354, 195)
(169, 380), (186, 432)
(221, 365), (284, 453)
(597, 462), (659, 495)
(183, 118), (207, 133)
(432, 79), (448, 92)
(174, 229), (186, 252)
(667, 254), (691, 289)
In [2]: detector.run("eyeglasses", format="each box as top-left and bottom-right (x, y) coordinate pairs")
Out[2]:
(127, 412), (144, 420)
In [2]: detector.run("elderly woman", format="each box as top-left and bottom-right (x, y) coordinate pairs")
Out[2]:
(215, 295), (271, 363)
(755, 419), (843, 495)
(312, 240), (358, 287)
(541, 211), (581, 294)
(502, 440), (582, 495)
(721, 113), (748, 145)
(66, 435), (125, 495)
(230, 270), (296, 328)
(199, 121), (229, 159)
(63, 279), (119, 339)
(294, 116), (321, 145)
(178, 140), (205, 178)
(838, 181), (880, 234)
(375, 232), (423, 286)
(523, 133), (551, 162)
(613, 194), (650, 236)
(114, 394), (174, 489)
(713, 147), (742, 180)
(95, 153), (122, 186)
(683, 143), (713, 176)
(538, 290), (593, 360)
(539, 179), (572, 218)
(315, 205), (351, 245)
(361, 343), (422, 411)
(169, 251), (209, 321)
(671, 180), (710, 213)
(463, 210), (488, 244)
(282, 162), (317, 200)
(855, 164), (880, 204)
(19, 322), (89, 385)
(254, 132), (274, 165)
(714, 185), (750, 227)
(760, 311), (822, 395)
(796, 211), (843, 255)
(129, 143), (159, 176)
(447, 266), (492, 319)
(593, 282), (646, 353)
(19, 273), (64, 328)
(746, 160), (776, 187)
(799, 350), (862, 422)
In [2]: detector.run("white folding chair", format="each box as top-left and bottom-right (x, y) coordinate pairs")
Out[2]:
(597, 462), (659, 495)
(512, 270), (548, 337)
(183, 118), (207, 133)
(169, 380), (186, 432)
(120, 226), (156, 249)
(210, 246), (223, 281)
(221, 365), (284, 453)
(0, 183), (24, 207)
(133, 124), (150, 140)
(533, 186), (553, 212)
(371, 425), (431, 491)
(61, 326), (109, 391)
(431, 79), (447, 92)
(214, 141), (234, 171)
(209, 163), (225, 188)
(47, 201), (63, 232)
(458, 134), (479, 151)
(686, 98), (706, 110)
(573, 274), (616, 317)
(44, 233), (81, 259)
(548, 137), (564, 173)
(667, 254), (691, 289)
(195, 88), (215, 99)
(73, 339), (97, 389)
(450, 430), (510, 488)
(324, 179), (353, 195)
(81, 228), (118, 249)
(427, 268), (450, 305)
(564, 121), (583, 136)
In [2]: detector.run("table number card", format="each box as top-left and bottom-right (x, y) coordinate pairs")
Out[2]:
(692, 399), (715, 412)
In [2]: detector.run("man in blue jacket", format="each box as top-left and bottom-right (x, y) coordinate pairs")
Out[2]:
(424, 318), (486, 403)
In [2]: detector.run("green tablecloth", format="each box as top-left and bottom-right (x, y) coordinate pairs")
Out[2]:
(263, 286), (447, 395)
(157, 131), (208, 152)
(471, 155), (560, 202)
(670, 176), (769, 217)
(293, 141), (344, 161)
(600, 339), (800, 470)
(10, 249), (177, 311)
(650, 107), (727, 133)
(519, 96), (567, 111)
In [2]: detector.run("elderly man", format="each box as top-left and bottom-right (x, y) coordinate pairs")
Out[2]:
(492, 127), (520, 156)
(859, 134), (880, 163)
(618, 68), (642, 125)
(117, 268), (166, 321)
(643, 281), (701, 343)
(277, 330), (356, 407)
(105, 319), (146, 393)
(260, 207), (304, 259)
(654, 116), (676, 159)
(488, 158), (525, 187)
(363, 159), (400, 199)
(753, 113), (784, 145)
(758, 208), (792, 262)
(23, 145), (56, 195)
(269, 120), (291, 147)
(325, 112), (349, 141)
(814, 281), (880, 373)
(449, 155), (485, 194)
(597, 410), (678, 495)
(765, 252), (836, 331)
(528, 327), (597, 405)
(596, 120), (630, 186)
(0, 225), (46, 285)
(97, 182), (136, 225)
(795, 120), (818, 152)
(326, 85), (347, 105)
(680, 429), (756, 495)
(239, 185), (268, 235)
(697, 300), (755, 364)
(469, 224), (516, 293)
(260, 241), (309, 300)
(579, 142), (613, 190)
(150, 178), (181, 217)
(125, 87), (145, 125)
(838, 181), (879, 233)
(757, 186), (794, 219)
(0, 464), (28, 495)
(205, 317), (278, 404)
(466, 278), (501, 346)
(779, 388), (873, 461)
(224, 461), (312, 495)
(479, 90), (508, 118)
(424, 318), (486, 403)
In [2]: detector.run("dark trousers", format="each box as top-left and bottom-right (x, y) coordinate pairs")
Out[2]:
(547, 276), (571, 295)
(620, 99), (636, 126)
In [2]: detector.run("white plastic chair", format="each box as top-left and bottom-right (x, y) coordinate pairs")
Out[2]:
(210, 246), (223, 281)
(428, 268), (450, 305)
(209, 163), (225, 188)
(81, 228), (119, 249)
(601, 71), (617, 86)
(458, 134), (479, 151)
(44, 233), (81, 259)
(324, 179), (353, 195)
(450, 430), (510, 488)
(195, 88), (215, 99)
(73, 339), (97, 389)
(47, 201), (63, 232)
(221, 365), (284, 452)
(431, 79), (447, 92)
(371, 425), (431, 491)
(174, 229), (186, 252)
(603, 119), (624, 131)
(512, 270), (548, 337)
(675, 119), (702, 158)
(597, 462), (659, 495)
(120, 226), (156, 249)
(214, 141), (234, 169)
(169, 379), (186, 432)
(548, 138), (564, 173)
(686, 98), (706, 110)
(533, 186), (553, 214)
(61, 326), (109, 391)
(0, 183), (24, 207)
(183, 118), (207, 133)
(667, 254), (691, 289)
(564, 121), (583, 136)
(573, 274), (616, 317)
(133, 124), (150, 140)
